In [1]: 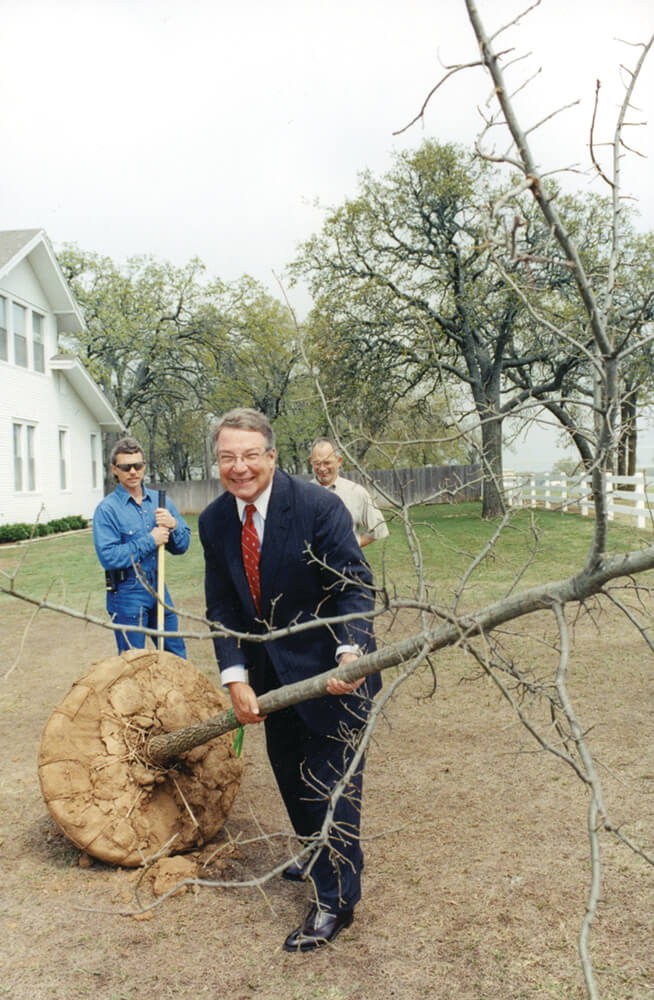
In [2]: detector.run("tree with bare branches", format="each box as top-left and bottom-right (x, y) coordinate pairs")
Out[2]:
(2, 3), (653, 995)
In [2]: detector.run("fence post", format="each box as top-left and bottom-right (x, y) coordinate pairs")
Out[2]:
(580, 478), (589, 518)
(636, 469), (646, 530)
(606, 472), (614, 522)
(516, 472), (526, 508)
(504, 470), (521, 507)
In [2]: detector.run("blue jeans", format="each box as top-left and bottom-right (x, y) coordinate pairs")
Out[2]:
(107, 583), (186, 658)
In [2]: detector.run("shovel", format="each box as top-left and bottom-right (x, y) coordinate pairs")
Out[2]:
(157, 489), (166, 651)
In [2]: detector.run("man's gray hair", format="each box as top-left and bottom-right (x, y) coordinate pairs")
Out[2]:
(310, 436), (341, 457)
(110, 437), (144, 465)
(212, 408), (275, 452)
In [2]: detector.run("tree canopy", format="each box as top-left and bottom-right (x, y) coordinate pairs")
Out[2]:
(292, 140), (654, 515)
(57, 248), (320, 479)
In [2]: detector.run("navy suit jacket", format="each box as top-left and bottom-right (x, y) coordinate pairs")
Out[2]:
(198, 469), (380, 733)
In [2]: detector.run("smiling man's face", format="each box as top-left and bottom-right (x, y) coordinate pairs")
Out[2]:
(216, 427), (276, 503)
(310, 441), (342, 487)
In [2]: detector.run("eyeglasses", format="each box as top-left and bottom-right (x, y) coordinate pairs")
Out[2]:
(217, 449), (270, 467)
(114, 461), (145, 472)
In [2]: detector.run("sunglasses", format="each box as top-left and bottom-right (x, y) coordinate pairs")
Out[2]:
(114, 461), (145, 472)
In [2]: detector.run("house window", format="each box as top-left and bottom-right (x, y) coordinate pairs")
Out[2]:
(13, 422), (36, 492)
(13, 424), (22, 490)
(59, 428), (69, 490)
(0, 296), (7, 361)
(90, 433), (98, 488)
(26, 425), (36, 490)
(32, 312), (45, 373)
(13, 303), (28, 367)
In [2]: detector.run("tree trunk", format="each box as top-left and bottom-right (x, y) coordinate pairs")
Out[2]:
(479, 410), (505, 519)
(102, 431), (120, 496)
(616, 387), (637, 486)
(617, 422), (626, 477)
(624, 391), (638, 480)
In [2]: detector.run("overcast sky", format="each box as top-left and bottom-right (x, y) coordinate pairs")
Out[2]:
(3, 0), (653, 469)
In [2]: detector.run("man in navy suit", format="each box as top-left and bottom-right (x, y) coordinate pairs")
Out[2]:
(198, 408), (380, 952)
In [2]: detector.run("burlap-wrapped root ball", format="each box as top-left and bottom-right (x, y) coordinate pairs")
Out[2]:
(38, 650), (243, 867)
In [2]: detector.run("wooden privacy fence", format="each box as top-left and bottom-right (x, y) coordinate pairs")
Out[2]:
(504, 470), (654, 531)
(336, 464), (481, 507)
(153, 464), (481, 514)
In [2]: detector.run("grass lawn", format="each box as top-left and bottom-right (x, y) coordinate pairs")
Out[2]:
(372, 502), (642, 611)
(0, 502), (645, 630)
(1, 501), (653, 1000)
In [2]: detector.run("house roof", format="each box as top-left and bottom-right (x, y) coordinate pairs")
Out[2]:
(1, 228), (124, 431)
(49, 354), (125, 432)
(0, 229), (42, 269)
(0, 229), (85, 333)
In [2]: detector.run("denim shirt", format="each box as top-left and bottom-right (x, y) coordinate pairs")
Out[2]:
(93, 484), (191, 577)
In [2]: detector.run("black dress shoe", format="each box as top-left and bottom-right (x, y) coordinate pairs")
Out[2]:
(282, 859), (307, 883)
(283, 904), (354, 952)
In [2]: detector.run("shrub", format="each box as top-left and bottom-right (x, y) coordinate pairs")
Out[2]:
(0, 523), (33, 543)
(0, 516), (88, 545)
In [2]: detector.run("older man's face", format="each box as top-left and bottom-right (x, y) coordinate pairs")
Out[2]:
(310, 442), (342, 487)
(216, 427), (276, 502)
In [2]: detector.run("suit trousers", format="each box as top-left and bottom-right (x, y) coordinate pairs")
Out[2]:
(262, 657), (365, 913)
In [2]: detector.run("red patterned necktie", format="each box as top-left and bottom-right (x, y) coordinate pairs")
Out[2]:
(241, 503), (261, 614)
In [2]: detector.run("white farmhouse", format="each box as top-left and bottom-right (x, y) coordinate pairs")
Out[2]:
(0, 229), (124, 527)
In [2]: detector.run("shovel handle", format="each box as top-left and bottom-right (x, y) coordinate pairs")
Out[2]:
(157, 490), (166, 651)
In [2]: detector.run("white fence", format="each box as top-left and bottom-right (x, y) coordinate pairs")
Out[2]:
(504, 470), (654, 530)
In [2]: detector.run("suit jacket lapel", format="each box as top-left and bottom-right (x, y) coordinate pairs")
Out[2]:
(260, 470), (292, 618)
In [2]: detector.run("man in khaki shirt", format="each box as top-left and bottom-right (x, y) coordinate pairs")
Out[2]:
(309, 438), (389, 549)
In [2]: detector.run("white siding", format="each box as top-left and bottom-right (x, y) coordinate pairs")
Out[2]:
(3, 255), (50, 310)
(0, 259), (105, 525)
(0, 258), (57, 371)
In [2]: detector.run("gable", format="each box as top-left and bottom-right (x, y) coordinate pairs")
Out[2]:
(49, 355), (124, 430)
(0, 229), (84, 333)
(1, 255), (50, 312)
(0, 228), (124, 431)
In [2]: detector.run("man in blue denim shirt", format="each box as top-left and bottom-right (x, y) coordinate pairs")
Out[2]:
(93, 436), (190, 656)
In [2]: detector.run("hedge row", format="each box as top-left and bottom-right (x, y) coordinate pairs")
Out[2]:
(0, 515), (88, 544)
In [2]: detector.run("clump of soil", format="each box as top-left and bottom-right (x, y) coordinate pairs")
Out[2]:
(148, 855), (199, 897)
(37, 649), (243, 867)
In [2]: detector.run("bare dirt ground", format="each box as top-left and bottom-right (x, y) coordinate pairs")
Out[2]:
(1, 600), (653, 1000)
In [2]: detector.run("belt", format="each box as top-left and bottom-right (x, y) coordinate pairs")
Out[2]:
(105, 566), (155, 592)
